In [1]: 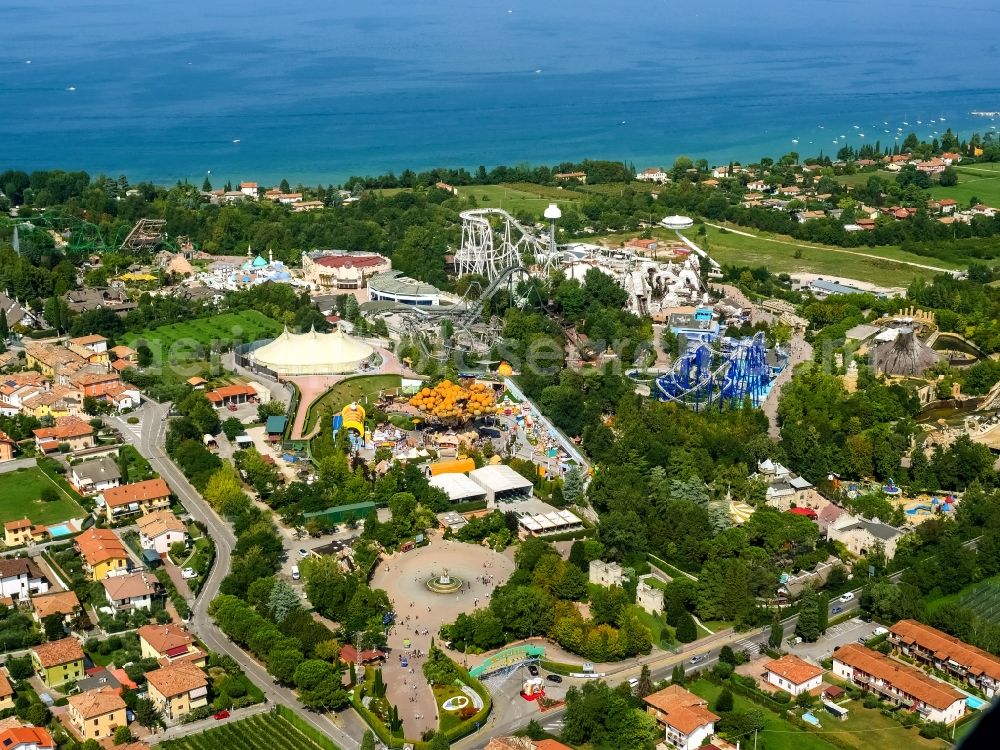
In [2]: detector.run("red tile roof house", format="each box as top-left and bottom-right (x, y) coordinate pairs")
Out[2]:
(205, 384), (257, 407)
(32, 416), (95, 453)
(763, 654), (824, 696)
(643, 685), (719, 750)
(340, 644), (386, 664)
(100, 478), (172, 522)
(890, 619), (1000, 698)
(138, 623), (207, 667)
(832, 643), (966, 724)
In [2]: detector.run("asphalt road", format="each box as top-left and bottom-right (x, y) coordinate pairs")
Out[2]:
(113, 401), (985, 750)
(111, 401), (365, 750)
(455, 590), (867, 749)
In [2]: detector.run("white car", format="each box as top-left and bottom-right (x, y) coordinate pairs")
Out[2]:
(839, 592), (855, 603)
(181, 567), (197, 579)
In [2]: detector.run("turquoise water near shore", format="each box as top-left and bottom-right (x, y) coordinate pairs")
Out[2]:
(1, 0), (999, 186)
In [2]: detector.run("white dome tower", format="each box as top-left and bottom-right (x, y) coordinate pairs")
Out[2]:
(543, 203), (562, 259)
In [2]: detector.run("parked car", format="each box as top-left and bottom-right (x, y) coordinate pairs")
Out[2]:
(546, 674), (563, 683)
(291, 565), (300, 580)
(872, 626), (889, 636)
(298, 548), (309, 558)
(214, 710), (230, 720)
(628, 677), (639, 689)
(181, 567), (196, 579)
(528, 664), (539, 676)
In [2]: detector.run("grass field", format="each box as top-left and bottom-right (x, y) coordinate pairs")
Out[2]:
(123, 311), (283, 361)
(0, 466), (86, 526)
(158, 711), (337, 750)
(833, 170), (893, 188)
(932, 163), (1000, 208)
(688, 679), (947, 750)
(304, 374), (403, 433)
(456, 183), (588, 220)
(687, 678), (839, 750)
(926, 574), (1000, 624)
(591, 224), (957, 286)
(823, 698), (950, 750)
(700, 225), (958, 286)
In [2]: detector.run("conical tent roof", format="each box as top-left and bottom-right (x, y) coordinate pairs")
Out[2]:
(249, 327), (375, 375)
(873, 327), (940, 376)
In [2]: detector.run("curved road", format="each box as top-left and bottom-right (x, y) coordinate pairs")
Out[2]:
(111, 401), (364, 749)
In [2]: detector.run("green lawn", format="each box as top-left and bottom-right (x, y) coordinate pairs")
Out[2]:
(823, 698), (950, 750)
(689, 679), (948, 750)
(123, 310), (283, 362)
(158, 711), (340, 750)
(632, 605), (675, 648)
(434, 683), (467, 733)
(591, 223), (954, 286)
(118, 444), (156, 483)
(700, 225), (958, 286)
(304, 374), (403, 434)
(834, 170), (895, 188)
(687, 678), (839, 750)
(0, 467), (86, 527)
(456, 183), (587, 220)
(931, 165), (1000, 209)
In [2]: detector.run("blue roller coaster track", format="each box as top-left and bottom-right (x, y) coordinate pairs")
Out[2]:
(654, 332), (772, 411)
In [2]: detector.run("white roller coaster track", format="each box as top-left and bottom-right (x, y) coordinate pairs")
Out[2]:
(456, 207), (558, 281)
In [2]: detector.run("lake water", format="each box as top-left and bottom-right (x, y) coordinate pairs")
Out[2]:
(1, 0), (999, 185)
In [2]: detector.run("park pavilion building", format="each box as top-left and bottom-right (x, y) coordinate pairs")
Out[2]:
(248, 326), (376, 376)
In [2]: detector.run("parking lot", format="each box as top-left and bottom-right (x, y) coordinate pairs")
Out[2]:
(788, 617), (876, 662)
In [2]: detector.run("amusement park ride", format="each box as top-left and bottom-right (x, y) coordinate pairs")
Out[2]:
(653, 332), (774, 412)
(4, 214), (173, 256)
(405, 205), (777, 411)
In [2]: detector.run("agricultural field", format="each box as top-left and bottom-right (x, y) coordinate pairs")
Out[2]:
(927, 575), (1000, 624)
(932, 162), (1000, 208)
(123, 311), (283, 361)
(0, 466), (86, 527)
(158, 711), (338, 750)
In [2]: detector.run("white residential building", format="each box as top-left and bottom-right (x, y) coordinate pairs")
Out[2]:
(643, 685), (718, 750)
(0, 559), (50, 602)
(763, 654), (824, 696)
(136, 511), (189, 556)
(832, 644), (966, 725)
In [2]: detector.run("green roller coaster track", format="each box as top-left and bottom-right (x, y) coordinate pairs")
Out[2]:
(0, 214), (177, 254)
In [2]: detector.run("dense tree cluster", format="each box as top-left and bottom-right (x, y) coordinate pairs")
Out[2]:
(560, 679), (660, 750)
(442, 538), (652, 661)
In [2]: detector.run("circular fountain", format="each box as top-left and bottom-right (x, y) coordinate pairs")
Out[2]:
(425, 568), (463, 594)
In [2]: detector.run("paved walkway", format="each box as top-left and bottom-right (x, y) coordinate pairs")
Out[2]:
(287, 374), (343, 440)
(144, 702), (271, 741)
(371, 537), (514, 739)
(287, 343), (405, 441)
(0, 456), (37, 474)
(763, 331), (812, 439)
